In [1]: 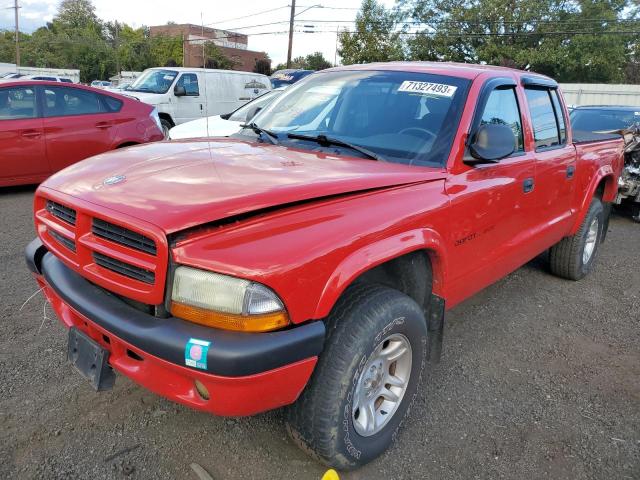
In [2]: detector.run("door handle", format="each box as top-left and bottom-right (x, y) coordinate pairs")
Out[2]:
(21, 130), (41, 139)
(95, 122), (112, 129)
(566, 165), (575, 179)
(523, 178), (534, 193)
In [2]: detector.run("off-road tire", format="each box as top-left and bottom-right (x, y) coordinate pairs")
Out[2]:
(549, 197), (604, 280)
(285, 284), (428, 470)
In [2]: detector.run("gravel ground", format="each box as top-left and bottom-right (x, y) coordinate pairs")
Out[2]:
(1, 186), (639, 480)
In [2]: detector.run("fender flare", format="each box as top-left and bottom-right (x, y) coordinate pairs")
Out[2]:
(312, 228), (449, 319)
(569, 165), (616, 235)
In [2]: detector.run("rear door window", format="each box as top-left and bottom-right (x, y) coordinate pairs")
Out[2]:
(0, 86), (38, 119)
(524, 88), (561, 149)
(43, 86), (104, 117)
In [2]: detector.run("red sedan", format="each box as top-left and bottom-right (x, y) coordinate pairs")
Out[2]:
(0, 80), (164, 187)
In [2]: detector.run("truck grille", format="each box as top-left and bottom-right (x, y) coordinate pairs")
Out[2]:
(92, 218), (157, 255)
(46, 200), (76, 226)
(93, 252), (155, 284)
(48, 230), (76, 252)
(35, 194), (168, 305)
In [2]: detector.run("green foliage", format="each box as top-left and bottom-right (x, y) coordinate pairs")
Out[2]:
(397, 0), (638, 83)
(338, 0), (405, 65)
(253, 57), (272, 75)
(304, 52), (332, 70)
(204, 42), (235, 69)
(274, 51), (333, 71)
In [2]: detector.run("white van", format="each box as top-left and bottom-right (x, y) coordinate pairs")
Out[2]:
(126, 67), (271, 135)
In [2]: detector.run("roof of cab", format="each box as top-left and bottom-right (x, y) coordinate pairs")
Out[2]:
(324, 61), (553, 82)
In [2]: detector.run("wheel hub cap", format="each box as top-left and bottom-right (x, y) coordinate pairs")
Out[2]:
(352, 333), (412, 437)
(583, 218), (599, 264)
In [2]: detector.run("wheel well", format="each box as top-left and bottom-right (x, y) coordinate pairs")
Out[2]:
(353, 250), (432, 311)
(158, 113), (174, 127)
(594, 175), (615, 201)
(116, 142), (138, 149)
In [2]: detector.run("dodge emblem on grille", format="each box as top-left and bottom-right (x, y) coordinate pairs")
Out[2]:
(103, 175), (126, 186)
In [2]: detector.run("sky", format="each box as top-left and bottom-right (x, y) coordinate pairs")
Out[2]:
(0, 0), (397, 66)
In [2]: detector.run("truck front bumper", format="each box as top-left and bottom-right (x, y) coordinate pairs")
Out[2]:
(26, 238), (325, 416)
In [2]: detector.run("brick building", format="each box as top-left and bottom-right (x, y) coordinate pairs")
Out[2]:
(149, 24), (269, 72)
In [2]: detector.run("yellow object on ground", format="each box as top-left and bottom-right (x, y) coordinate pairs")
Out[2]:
(322, 469), (340, 480)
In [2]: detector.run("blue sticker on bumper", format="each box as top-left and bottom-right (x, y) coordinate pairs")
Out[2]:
(185, 338), (211, 370)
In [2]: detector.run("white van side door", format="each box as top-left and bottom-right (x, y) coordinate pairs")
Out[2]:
(173, 72), (205, 124)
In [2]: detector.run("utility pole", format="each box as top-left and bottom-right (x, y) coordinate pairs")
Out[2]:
(286, 0), (295, 68)
(13, 0), (20, 67)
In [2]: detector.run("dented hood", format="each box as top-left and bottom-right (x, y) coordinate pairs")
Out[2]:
(42, 139), (445, 234)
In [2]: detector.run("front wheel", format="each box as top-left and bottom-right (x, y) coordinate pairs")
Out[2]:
(160, 119), (172, 139)
(286, 284), (428, 470)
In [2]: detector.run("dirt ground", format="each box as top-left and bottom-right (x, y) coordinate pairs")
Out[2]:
(1, 185), (639, 480)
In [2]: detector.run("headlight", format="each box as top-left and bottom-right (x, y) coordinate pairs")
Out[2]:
(170, 266), (290, 332)
(150, 108), (163, 133)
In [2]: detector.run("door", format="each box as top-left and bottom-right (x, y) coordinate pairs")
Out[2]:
(40, 85), (117, 173)
(523, 87), (576, 243)
(0, 85), (47, 184)
(173, 72), (204, 124)
(445, 79), (538, 302)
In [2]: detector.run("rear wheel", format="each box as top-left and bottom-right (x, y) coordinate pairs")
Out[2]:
(286, 284), (428, 470)
(549, 197), (604, 280)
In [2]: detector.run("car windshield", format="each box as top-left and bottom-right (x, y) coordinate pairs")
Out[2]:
(228, 90), (282, 122)
(128, 69), (178, 94)
(570, 108), (640, 132)
(252, 70), (470, 166)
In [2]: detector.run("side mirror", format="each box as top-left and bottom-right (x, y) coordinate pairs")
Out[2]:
(174, 85), (186, 97)
(466, 123), (516, 164)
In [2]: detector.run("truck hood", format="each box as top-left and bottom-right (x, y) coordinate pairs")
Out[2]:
(126, 91), (162, 104)
(41, 139), (446, 234)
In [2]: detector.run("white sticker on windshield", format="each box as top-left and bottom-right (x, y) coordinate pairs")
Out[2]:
(398, 81), (457, 97)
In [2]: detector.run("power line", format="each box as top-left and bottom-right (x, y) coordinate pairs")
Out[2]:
(203, 5), (290, 26)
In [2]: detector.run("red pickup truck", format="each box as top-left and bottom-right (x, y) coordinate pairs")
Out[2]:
(26, 62), (623, 470)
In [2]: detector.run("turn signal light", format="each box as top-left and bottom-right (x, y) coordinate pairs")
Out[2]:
(171, 301), (290, 332)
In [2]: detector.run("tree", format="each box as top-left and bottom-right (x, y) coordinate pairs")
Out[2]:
(253, 57), (272, 75)
(398, 0), (636, 83)
(204, 42), (235, 69)
(338, 0), (404, 65)
(304, 52), (332, 70)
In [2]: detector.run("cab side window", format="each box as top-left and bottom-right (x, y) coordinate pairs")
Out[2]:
(176, 74), (199, 96)
(0, 87), (37, 119)
(43, 86), (103, 117)
(524, 88), (565, 150)
(479, 87), (524, 153)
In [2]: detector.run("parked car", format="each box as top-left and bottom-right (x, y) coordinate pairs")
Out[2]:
(91, 80), (112, 88)
(0, 72), (22, 79)
(22, 75), (73, 83)
(0, 80), (164, 187)
(168, 87), (285, 140)
(270, 68), (314, 88)
(26, 63), (623, 470)
(126, 67), (271, 136)
(570, 105), (640, 221)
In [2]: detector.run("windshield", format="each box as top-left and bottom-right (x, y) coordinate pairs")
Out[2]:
(570, 108), (640, 132)
(253, 70), (470, 166)
(128, 69), (178, 94)
(228, 90), (282, 122)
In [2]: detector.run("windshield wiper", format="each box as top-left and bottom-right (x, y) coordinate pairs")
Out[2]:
(286, 133), (385, 162)
(241, 122), (279, 145)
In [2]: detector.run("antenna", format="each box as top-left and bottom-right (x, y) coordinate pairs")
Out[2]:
(201, 11), (210, 138)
